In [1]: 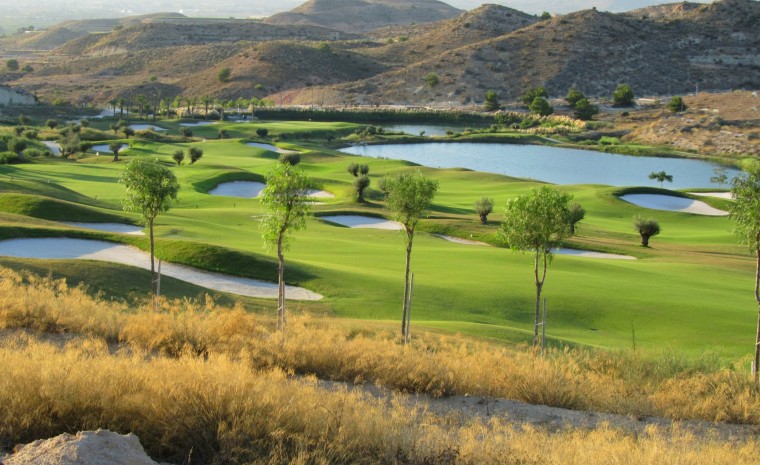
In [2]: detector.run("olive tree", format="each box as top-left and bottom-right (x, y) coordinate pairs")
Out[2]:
(354, 175), (370, 202)
(189, 147), (203, 164)
(260, 162), (312, 331)
(633, 215), (660, 247)
(383, 171), (438, 341)
(729, 162), (760, 382)
(120, 159), (180, 298)
(474, 197), (494, 225)
(172, 149), (185, 165)
(109, 142), (123, 162)
(498, 187), (573, 347)
(567, 202), (586, 235)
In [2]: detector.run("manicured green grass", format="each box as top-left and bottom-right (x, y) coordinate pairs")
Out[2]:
(0, 118), (756, 359)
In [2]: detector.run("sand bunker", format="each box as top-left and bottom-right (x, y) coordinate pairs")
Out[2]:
(306, 189), (335, 199)
(620, 194), (728, 216)
(91, 144), (128, 154)
(0, 238), (322, 300)
(129, 124), (166, 131)
(553, 248), (636, 260)
(434, 234), (490, 246)
(62, 222), (145, 235)
(321, 215), (403, 230)
(179, 121), (216, 127)
(246, 142), (299, 154)
(689, 192), (734, 200)
(208, 181), (266, 198)
(42, 141), (61, 156)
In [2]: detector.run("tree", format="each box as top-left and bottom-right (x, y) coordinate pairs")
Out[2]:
(520, 86), (548, 105)
(566, 87), (585, 107)
(45, 119), (58, 129)
(359, 164), (369, 176)
(354, 175), (370, 202)
(120, 159), (180, 299)
(573, 98), (599, 121)
(218, 129), (228, 139)
(383, 171), (439, 341)
(711, 166), (729, 188)
(6, 59), (19, 71)
(484, 90), (500, 111)
(256, 128), (269, 139)
(123, 127), (135, 139)
(530, 96), (554, 116)
(201, 95), (212, 119)
(567, 202), (585, 235)
(180, 127), (193, 138)
(347, 163), (359, 177)
(172, 149), (185, 166)
(612, 83), (635, 107)
(498, 186), (573, 347)
(217, 67), (231, 83)
(109, 142), (123, 162)
(135, 94), (148, 119)
(18, 114), (29, 125)
(117, 97), (126, 117)
(729, 162), (760, 382)
(668, 95), (687, 113)
(189, 147), (203, 164)
(279, 153), (301, 166)
(633, 215), (660, 247)
(260, 162), (313, 331)
(649, 170), (673, 188)
(474, 197), (494, 225)
(424, 72), (439, 87)
(539, 11), (552, 20)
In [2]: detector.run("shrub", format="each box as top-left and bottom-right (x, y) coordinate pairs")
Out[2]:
(530, 97), (554, 116)
(45, 119), (58, 129)
(23, 148), (48, 158)
(0, 151), (20, 164)
(474, 197), (494, 224)
(612, 83), (635, 107)
(278, 152), (301, 166)
(7, 138), (27, 154)
(256, 128), (269, 139)
(520, 86), (548, 105)
(189, 147), (203, 164)
(217, 67), (231, 82)
(172, 150), (185, 166)
(566, 87), (585, 107)
(353, 175), (371, 202)
(179, 127), (193, 138)
(633, 215), (660, 247)
(424, 72), (439, 87)
(668, 96), (687, 113)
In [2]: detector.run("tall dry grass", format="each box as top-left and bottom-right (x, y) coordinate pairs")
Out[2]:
(1, 336), (759, 465)
(1, 266), (759, 427)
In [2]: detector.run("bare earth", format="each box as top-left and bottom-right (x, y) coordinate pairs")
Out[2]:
(0, 238), (322, 300)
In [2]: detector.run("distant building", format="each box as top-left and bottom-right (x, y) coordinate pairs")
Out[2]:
(0, 85), (36, 106)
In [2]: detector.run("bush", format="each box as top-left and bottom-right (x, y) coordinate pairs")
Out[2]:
(353, 175), (370, 202)
(278, 153), (301, 166)
(189, 147), (203, 164)
(668, 96), (687, 113)
(256, 128), (269, 139)
(7, 138), (27, 154)
(179, 127), (193, 138)
(424, 72), (439, 87)
(529, 97), (554, 116)
(633, 215), (660, 247)
(0, 151), (20, 164)
(573, 98), (599, 120)
(612, 83), (635, 107)
(566, 87), (585, 107)
(483, 90), (500, 111)
(172, 150), (185, 166)
(23, 148), (48, 158)
(217, 67), (231, 82)
(520, 86), (548, 105)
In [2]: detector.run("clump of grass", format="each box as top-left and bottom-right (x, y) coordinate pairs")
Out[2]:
(1, 266), (759, 426)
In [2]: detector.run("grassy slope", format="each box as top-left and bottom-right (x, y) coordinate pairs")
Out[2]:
(0, 118), (755, 359)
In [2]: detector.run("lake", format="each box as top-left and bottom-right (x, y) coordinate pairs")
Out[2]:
(340, 143), (740, 189)
(381, 124), (476, 137)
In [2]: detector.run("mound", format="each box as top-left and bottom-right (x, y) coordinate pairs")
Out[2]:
(3, 429), (158, 465)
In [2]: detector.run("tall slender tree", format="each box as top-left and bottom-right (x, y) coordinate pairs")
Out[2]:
(120, 159), (180, 300)
(260, 162), (312, 331)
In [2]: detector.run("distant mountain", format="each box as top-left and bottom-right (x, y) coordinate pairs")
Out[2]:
(264, 0), (463, 33)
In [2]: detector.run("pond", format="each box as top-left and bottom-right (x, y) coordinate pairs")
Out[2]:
(340, 142), (740, 189)
(381, 124), (477, 137)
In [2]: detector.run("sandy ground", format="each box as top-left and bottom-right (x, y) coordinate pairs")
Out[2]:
(208, 182), (333, 199)
(208, 181), (266, 198)
(620, 194), (728, 216)
(42, 141), (61, 156)
(179, 121), (216, 127)
(0, 238), (322, 301)
(320, 215), (404, 230)
(689, 191), (734, 200)
(62, 222), (145, 236)
(433, 234), (491, 246)
(553, 248), (636, 260)
(129, 124), (166, 131)
(246, 142), (299, 154)
(91, 144), (128, 154)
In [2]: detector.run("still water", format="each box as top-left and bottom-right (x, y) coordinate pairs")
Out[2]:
(340, 142), (740, 189)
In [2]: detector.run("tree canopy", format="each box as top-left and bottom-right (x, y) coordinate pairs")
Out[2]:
(612, 83), (635, 107)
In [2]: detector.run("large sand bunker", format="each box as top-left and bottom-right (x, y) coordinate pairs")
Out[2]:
(620, 194), (728, 216)
(62, 222), (145, 235)
(321, 215), (404, 230)
(0, 238), (322, 300)
(246, 142), (299, 154)
(553, 248), (636, 260)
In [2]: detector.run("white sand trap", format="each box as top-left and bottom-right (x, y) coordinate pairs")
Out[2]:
(42, 141), (61, 156)
(0, 238), (322, 300)
(129, 124), (166, 131)
(62, 222), (145, 236)
(689, 191), (734, 200)
(246, 142), (299, 154)
(553, 248), (636, 260)
(306, 189), (335, 198)
(209, 181), (266, 198)
(620, 194), (728, 216)
(91, 144), (128, 154)
(434, 234), (490, 246)
(321, 215), (403, 230)
(179, 121), (216, 127)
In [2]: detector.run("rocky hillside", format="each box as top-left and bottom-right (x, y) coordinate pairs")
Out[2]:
(1, 0), (758, 107)
(264, 0), (462, 33)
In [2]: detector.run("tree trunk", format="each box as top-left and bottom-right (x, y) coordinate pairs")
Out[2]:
(401, 233), (413, 340)
(480, 214), (487, 225)
(533, 250), (548, 348)
(754, 244), (760, 383)
(277, 237), (286, 332)
(641, 234), (649, 247)
(149, 218), (156, 299)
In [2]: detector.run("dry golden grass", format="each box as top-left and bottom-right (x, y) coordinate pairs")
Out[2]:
(1, 266), (759, 432)
(1, 336), (759, 465)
